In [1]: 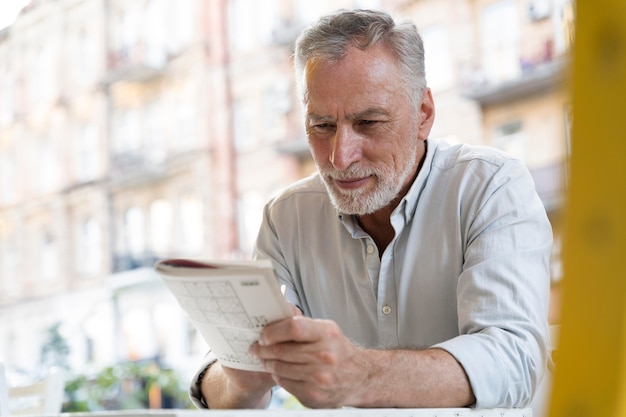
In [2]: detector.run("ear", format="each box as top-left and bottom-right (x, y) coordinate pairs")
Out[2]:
(417, 88), (435, 141)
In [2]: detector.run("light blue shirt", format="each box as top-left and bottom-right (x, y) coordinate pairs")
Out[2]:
(254, 139), (552, 408)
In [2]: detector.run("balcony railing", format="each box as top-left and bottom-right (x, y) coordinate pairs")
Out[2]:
(108, 150), (167, 187)
(462, 38), (569, 107)
(112, 252), (161, 274)
(530, 160), (568, 211)
(105, 45), (167, 84)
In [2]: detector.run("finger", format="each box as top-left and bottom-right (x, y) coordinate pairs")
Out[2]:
(259, 316), (331, 346)
(252, 339), (341, 371)
(290, 303), (303, 316)
(252, 340), (322, 363)
(262, 358), (326, 383)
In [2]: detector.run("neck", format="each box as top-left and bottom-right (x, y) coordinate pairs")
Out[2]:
(356, 140), (428, 253)
(357, 209), (395, 255)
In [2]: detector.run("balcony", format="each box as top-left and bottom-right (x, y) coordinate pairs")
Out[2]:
(529, 160), (568, 211)
(108, 150), (167, 188)
(105, 45), (167, 85)
(462, 44), (569, 107)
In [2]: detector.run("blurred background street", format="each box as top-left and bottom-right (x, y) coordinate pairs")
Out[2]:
(0, 0), (572, 411)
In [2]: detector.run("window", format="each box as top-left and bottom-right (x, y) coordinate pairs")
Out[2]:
(1, 235), (18, 296)
(174, 99), (196, 152)
(493, 120), (526, 161)
(233, 98), (253, 151)
(480, 0), (521, 82)
(228, 0), (255, 52)
(0, 70), (14, 126)
(237, 192), (263, 255)
(0, 145), (17, 204)
(150, 199), (172, 254)
(39, 137), (59, 194)
(168, 0), (194, 53)
(421, 25), (455, 92)
(39, 230), (58, 283)
(77, 27), (97, 85)
(124, 207), (145, 255)
(120, 6), (141, 57)
(113, 109), (141, 154)
(262, 80), (290, 144)
(178, 194), (204, 255)
(32, 43), (56, 105)
(145, 100), (166, 163)
(75, 218), (102, 276)
(257, 0), (279, 45)
(74, 123), (100, 182)
(144, 0), (167, 67)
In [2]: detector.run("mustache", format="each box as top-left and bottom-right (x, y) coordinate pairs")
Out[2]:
(320, 165), (379, 181)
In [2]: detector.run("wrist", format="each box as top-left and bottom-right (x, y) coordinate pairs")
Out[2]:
(225, 373), (274, 408)
(345, 348), (383, 407)
(207, 362), (274, 409)
(195, 360), (216, 408)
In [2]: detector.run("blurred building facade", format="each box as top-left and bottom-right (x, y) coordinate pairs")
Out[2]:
(0, 0), (572, 384)
(399, 0), (573, 323)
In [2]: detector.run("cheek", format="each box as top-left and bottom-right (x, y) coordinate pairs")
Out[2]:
(308, 139), (331, 165)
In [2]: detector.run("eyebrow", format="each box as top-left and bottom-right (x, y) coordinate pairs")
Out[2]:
(306, 107), (390, 123)
(351, 107), (390, 120)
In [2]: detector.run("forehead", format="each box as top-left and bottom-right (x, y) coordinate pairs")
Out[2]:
(303, 44), (406, 115)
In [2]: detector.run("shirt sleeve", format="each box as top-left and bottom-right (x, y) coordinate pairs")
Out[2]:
(434, 158), (552, 408)
(188, 351), (217, 408)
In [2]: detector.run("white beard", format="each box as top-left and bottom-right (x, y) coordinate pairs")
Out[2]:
(319, 140), (419, 215)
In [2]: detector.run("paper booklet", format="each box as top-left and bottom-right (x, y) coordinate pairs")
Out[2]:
(154, 258), (292, 371)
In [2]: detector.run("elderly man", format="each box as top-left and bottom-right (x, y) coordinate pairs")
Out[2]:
(190, 8), (552, 410)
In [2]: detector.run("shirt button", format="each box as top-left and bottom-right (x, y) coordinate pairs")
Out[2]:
(382, 305), (392, 315)
(367, 244), (375, 254)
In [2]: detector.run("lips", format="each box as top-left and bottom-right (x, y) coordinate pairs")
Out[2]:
(333, 176), (371, 190)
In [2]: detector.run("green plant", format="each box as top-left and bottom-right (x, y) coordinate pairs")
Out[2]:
(63, 361), (193, 411)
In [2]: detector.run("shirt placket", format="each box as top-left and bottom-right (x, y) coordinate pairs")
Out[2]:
(376, 210), (406, 348)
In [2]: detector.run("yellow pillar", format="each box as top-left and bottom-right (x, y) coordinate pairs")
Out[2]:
(548, 1), (626, 417)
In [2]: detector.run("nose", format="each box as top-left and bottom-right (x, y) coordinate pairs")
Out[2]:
(330, 126), (362, 170)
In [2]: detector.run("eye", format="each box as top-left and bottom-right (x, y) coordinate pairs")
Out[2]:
(307, 122), (335, 134)
(356, 119), (378, 128)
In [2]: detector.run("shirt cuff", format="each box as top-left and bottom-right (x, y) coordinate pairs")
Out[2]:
(188, 351), (217, 409)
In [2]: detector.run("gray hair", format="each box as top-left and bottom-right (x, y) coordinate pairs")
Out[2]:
(294, 9), (427, 110)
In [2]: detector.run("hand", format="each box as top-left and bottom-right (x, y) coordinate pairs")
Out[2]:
(249, 316), (369, 408)
(200, 302), (304, 409)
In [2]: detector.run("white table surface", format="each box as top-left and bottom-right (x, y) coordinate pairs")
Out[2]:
(57, 407), (532, 417)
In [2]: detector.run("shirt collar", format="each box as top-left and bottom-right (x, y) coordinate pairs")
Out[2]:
(337, 139), (439, 232)
(392, 139), (437, 225)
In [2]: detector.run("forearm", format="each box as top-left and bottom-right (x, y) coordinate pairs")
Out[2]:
(200, 362), (274, 409)
(348, 347), (475, 408)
